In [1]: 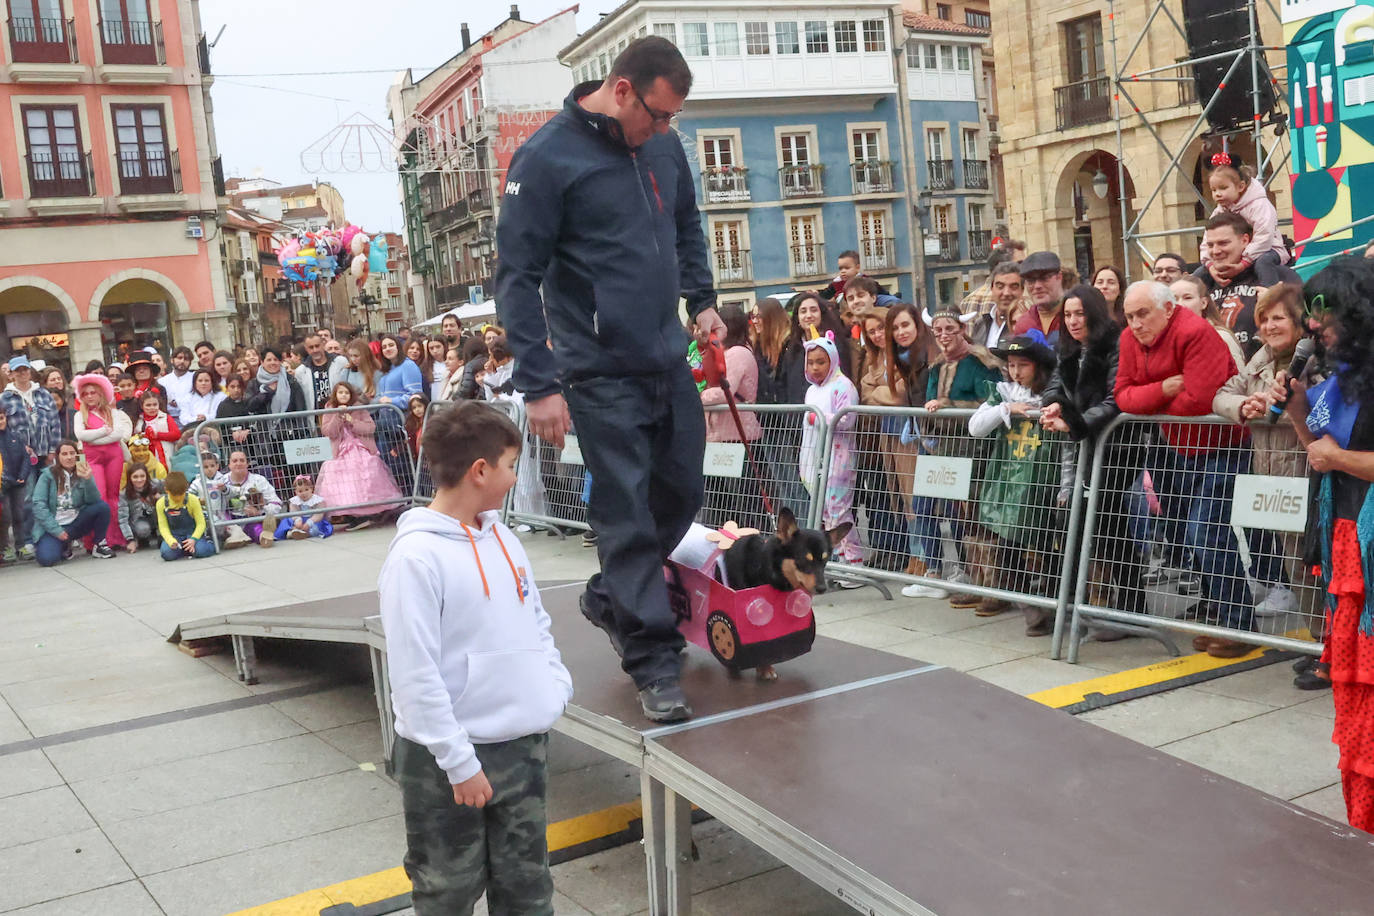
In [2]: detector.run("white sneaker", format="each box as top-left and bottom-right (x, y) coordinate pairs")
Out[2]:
(1255, 586), (1298, 617)
(902, 582), (949, 599)
(223, 525), (250, 548)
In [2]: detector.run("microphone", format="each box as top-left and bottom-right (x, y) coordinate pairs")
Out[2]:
(1267, 337), (1315, 424)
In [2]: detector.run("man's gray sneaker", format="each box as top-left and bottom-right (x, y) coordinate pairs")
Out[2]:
(638, 678), (692, 723)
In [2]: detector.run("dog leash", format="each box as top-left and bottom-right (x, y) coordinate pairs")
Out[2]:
(701, 334), (775, 518)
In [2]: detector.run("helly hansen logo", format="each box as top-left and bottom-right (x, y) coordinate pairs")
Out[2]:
(505, 181), (521, 196)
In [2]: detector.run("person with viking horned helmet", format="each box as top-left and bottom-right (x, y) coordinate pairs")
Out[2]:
(922, 304), (1002, 411)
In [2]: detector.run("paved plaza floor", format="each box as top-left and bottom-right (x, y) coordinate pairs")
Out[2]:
(0, 525), (1344, 915)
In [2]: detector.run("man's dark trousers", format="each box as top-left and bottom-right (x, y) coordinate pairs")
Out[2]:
(565, 364), (705, 688)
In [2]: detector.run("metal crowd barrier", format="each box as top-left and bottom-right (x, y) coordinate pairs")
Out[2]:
(413, 399), (525, 518)
(496, 403), (830, 538)
(191, 403), (413, 550)
(814, 405), (1083, 657)
(1065, 414), (1323, 663)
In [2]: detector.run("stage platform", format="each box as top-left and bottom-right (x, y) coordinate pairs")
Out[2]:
(174, 584), (1374, 916)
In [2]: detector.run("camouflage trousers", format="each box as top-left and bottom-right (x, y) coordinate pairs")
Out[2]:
(394, 733), (554, 916)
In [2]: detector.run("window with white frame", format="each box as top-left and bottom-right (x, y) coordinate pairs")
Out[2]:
(962, 128), (979, 159)
(653, 22), (676, 44)
(932, 203), (953, 232)
(682, 22), (709, 56)
(905, 42), (920, 69)
(788, 213), (823, 276)
(940, 44), (955, 70)
(701, 136), (736, 169)
(966, 9), (991, 29)
(924, 43), (937, 69)
(852, 128), (881, 163)
(858, 207), (892, 269)
(617, 37), (628, 53)
(862, 20), (885, 52)
(775, 21), (800, 54)
(715, 21), (739, 55)
(834, 20), (857, 52)
(745, 21), (770, 54)
(957, 45), (971, 70)
(779, 132), (810, 167)
(926, 127), (948, 160)
(804, 20), (828, 53)
(598, 52), (609, 77)
(638, 25), (647, 36)
(968, 203), (986, 233)
(710, 218), (749, 281)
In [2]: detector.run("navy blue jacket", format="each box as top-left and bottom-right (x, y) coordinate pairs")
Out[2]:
(494, 83), (715, 399)
(0, 426), (30, 490)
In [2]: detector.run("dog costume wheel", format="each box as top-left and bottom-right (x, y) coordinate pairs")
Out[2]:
(706, 612), (740, 667)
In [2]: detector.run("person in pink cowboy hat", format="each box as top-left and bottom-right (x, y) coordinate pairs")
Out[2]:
(72, 372), (132, 549)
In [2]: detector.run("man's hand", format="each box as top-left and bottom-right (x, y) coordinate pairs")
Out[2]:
(527, 392), (572, 450)
(1161, 374), (1185, 398)
(694, 307), (726, 343)
(1307, 435), (1344, 474)
(1208, 261), (1239, 284)
(126, 541), (138, 554)
(452, 770), (493, 808)
(232, 428), (250, 443)
(1040, 403), (1062, 422)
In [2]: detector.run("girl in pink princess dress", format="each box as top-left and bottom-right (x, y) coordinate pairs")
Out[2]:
(314, 383), (404, 530)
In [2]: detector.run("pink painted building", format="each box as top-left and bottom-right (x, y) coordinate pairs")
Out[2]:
(0, 0), (228, 373)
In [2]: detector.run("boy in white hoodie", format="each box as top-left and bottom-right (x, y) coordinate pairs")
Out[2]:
(380, 401), (572, 915)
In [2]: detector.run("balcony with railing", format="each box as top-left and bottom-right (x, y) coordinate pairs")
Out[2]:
(197, 32), (211, 76)
(26, 150), (96, 210)
(778, 164), (824, 200)
(7, 15), (78, 75)
(701, 169), (749, 204)
(115, 147), (182, 206)
(466, 187), (493, 215)
(968, 229), (993, 261)
(851, 160), (894, 194)
(932, 231), (960, 262)
(99, 17), (164, 66)
(859, 236), (896, 271)
(712, 248), (752, 284)
(962, 159), (989, 190)
(789, 242), (827, 278)
(927, 159), (954, 191)
(1054, 76), (1111, 130)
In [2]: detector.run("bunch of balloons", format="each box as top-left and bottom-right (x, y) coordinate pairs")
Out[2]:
(276, 224), (388, 289)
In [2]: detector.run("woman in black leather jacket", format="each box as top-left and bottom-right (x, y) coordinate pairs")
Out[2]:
(1041, 284), (1147, 622)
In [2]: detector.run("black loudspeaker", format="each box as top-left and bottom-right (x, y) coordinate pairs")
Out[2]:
(1182, 0), (1279, 132)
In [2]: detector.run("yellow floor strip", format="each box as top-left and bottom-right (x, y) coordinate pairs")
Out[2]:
(225, 800), (645, 916)
(1028, 648), (1265, 709)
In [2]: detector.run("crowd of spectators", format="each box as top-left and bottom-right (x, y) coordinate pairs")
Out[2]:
(0, 314), (517, 567)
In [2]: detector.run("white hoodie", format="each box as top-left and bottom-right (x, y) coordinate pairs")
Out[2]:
(379, 507), (572, 784)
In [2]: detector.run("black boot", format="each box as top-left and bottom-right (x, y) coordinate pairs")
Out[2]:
(638, 677), (692, 723)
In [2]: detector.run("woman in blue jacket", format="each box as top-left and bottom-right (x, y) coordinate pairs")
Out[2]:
(32, 440), (116, 565)
(373, 334), (424, 487)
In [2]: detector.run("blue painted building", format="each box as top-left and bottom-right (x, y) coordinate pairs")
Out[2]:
(559, 2), (996, 310)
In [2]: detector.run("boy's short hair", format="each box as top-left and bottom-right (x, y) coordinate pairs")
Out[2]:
(164, 471), (188, 496)
(488, 336), (512, 362)
(423, 402), (522, 490)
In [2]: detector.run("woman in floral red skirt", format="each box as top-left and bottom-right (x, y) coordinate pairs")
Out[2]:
(1287, 258), (1374, 830)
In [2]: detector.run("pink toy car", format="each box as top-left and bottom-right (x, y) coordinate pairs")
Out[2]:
(665, 558), (816, 672)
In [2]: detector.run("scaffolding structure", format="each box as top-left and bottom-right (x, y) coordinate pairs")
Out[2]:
(1107, 0), (1290, 279)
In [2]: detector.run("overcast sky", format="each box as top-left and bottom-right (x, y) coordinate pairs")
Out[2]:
(202, 0), (598, 233)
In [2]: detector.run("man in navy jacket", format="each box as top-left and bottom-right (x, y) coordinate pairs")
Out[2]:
(495, 37), (722, 722)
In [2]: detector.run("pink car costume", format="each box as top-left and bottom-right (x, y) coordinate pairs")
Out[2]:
(799, 334), (863, 563)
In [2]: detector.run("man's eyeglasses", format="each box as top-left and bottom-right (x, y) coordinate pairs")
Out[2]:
(632, 84), (678, 126)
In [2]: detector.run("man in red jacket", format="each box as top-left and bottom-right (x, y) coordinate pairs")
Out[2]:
(1115, 280), (1255, 658)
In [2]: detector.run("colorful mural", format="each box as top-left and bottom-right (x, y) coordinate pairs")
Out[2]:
(1285, 0), (1374, 273)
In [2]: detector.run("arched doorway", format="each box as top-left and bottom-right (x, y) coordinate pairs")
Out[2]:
(1057, 150), (1136, 282)
(96, 277), (178, 364)
(0, 283), (73, 375)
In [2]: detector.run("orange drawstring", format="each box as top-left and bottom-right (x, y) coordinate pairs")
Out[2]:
(491, 527), (525, 605)
(457, 519), (525, 604)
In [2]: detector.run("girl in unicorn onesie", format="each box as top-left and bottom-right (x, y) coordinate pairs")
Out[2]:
(799, 332), (864, 566)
